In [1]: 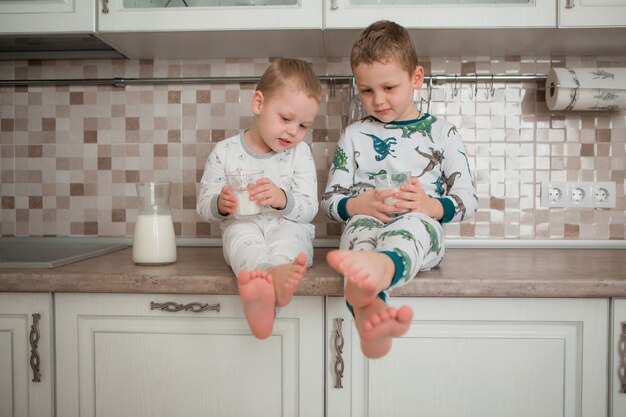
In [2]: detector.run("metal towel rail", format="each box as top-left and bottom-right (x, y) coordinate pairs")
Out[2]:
(0, 73), (547, 88)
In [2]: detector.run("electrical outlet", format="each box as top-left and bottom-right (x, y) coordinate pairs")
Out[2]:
(591, 182), (616, 208)
(567, 183), (592, 206)
(541, 181), (616, 208)
(541, 181), (567, 207)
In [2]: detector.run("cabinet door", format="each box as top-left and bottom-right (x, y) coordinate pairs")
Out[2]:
(327, 296), (608, 417)
(559, 0), (626, 27)
(0, 0), (94, 34)
(55, 293), (323, 417)
(325, 0), (556, 28)
(611, 298), (626, 417)
(0, 292), (54, 417)
(99, 0), (321, 32)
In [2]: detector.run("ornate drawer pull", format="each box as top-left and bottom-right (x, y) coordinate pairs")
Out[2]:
(150, 301), (221, 313)
(101, 0), (109, 14)
(617, 322), (626, 394)
(29, 313), (41, 383)
(333, 318), (345, 389)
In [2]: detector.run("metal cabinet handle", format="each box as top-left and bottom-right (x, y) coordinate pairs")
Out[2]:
(333, 318), (344, 389)
(330, 0), (339, 11)
(102, 0), (109, 14)
(29, 313), (41, 383)
(617, 322), (626, 394)
(150, 301), (221, 313)
(566, 0), (575, 8)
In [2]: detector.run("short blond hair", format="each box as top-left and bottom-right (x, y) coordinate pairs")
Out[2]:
(256, 58), (322, 104)
(350, 20), (419, 76)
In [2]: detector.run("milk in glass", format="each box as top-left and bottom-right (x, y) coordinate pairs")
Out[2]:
(132, 181), (177, 265)
(226, 170), (264, 217)
(233, 190), (261, 216)
(374, 172), (411, 215)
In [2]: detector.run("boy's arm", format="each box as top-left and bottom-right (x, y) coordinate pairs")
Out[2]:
(275, 143), (318, 223)
(321, 134), (356, 223)
(438, 129), (479, 223)
(197, 147), (230, 223)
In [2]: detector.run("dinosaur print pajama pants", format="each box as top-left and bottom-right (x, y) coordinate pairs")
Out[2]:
(339, 213), (445, 304)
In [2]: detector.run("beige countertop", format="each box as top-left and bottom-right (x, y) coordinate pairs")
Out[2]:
(1, 247), (625, 298)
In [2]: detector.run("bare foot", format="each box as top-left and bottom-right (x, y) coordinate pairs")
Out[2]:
(268, 252), (307, 307)
(354, 298), (413, 359)
(326, 250), (395, 308)
(238, 270), (276, 339)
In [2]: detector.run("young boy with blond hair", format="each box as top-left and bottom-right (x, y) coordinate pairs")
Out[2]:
(198, 58), (322, 339)
(322, 21), (478, 358)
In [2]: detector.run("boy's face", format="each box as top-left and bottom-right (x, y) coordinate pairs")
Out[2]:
(250, 86), (319, 153)
(353, 60), (424, 123)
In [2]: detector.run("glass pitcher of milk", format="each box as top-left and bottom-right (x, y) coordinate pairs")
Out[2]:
(132, 181), (177, 265)
(226, 170), (264, 217)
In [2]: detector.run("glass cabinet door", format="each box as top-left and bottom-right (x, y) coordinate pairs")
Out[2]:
(325, 0), (557, 28)
(0, 0), (95, 34)
(100, 0), (321, 31)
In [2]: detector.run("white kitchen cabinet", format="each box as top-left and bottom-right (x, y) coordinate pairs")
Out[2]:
(0, 292), (54, 417)
(55, 292), (323, 417)
(96, 0), (324, 58)
(611, 298), (626, 417)
(98, 0), (321, 32)
(324, 0), (557, 28)
(559, 0), (626, 27)
(0, 0), (94, 34)
(326, 296), (608, 417)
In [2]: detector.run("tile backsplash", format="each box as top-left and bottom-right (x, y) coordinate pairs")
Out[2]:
(0, 56), (625, 240)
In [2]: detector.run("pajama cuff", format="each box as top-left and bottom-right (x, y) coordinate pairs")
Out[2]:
(337, 197), (351, 221)
(436, 197), (456, 224)
(279, 188), (295, 215)
(379, 250), (406, 287)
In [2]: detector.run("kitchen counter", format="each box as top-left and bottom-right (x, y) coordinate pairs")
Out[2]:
(1, 247), (625, 297)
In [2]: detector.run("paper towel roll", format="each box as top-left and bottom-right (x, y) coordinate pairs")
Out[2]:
(545, 67), (626, 111)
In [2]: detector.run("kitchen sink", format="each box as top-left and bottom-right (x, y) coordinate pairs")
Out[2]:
(0, 237), (128, 268)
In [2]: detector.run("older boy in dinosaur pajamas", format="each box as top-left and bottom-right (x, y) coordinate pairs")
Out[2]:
(322, 20), (478, 359)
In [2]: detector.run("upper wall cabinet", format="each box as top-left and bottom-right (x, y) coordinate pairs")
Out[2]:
(0, 0), (95, 34)
(99, 0), (321, 32)
(559, 0), (626, 27)
(324, 0), (557, 29)
(96, 0), (324, 59)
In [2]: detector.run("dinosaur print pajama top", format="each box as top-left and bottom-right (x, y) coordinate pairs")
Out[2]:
(321, 113), (478, 303)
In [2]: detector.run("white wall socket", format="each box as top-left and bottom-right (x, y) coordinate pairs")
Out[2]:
(541, 181), (616, 208)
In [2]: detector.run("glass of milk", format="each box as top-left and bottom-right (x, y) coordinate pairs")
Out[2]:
(226, 170), (264, 217)
(374, 171), (411, 215)
(132, 181), (177, 265)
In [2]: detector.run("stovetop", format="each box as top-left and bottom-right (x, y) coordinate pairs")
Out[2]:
(0, 238), (128, 269)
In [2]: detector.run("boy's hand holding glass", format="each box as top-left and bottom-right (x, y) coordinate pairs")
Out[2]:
(395, 177), (444, 220)
(224, 170), (264, 217)
(346, 188), (401, 223)
(249, 177), (287, 210)
(217, 186), (238, 216)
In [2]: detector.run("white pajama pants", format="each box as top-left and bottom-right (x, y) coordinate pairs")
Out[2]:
(339, 212), (445, 303)
(221, 214), (314, 277)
